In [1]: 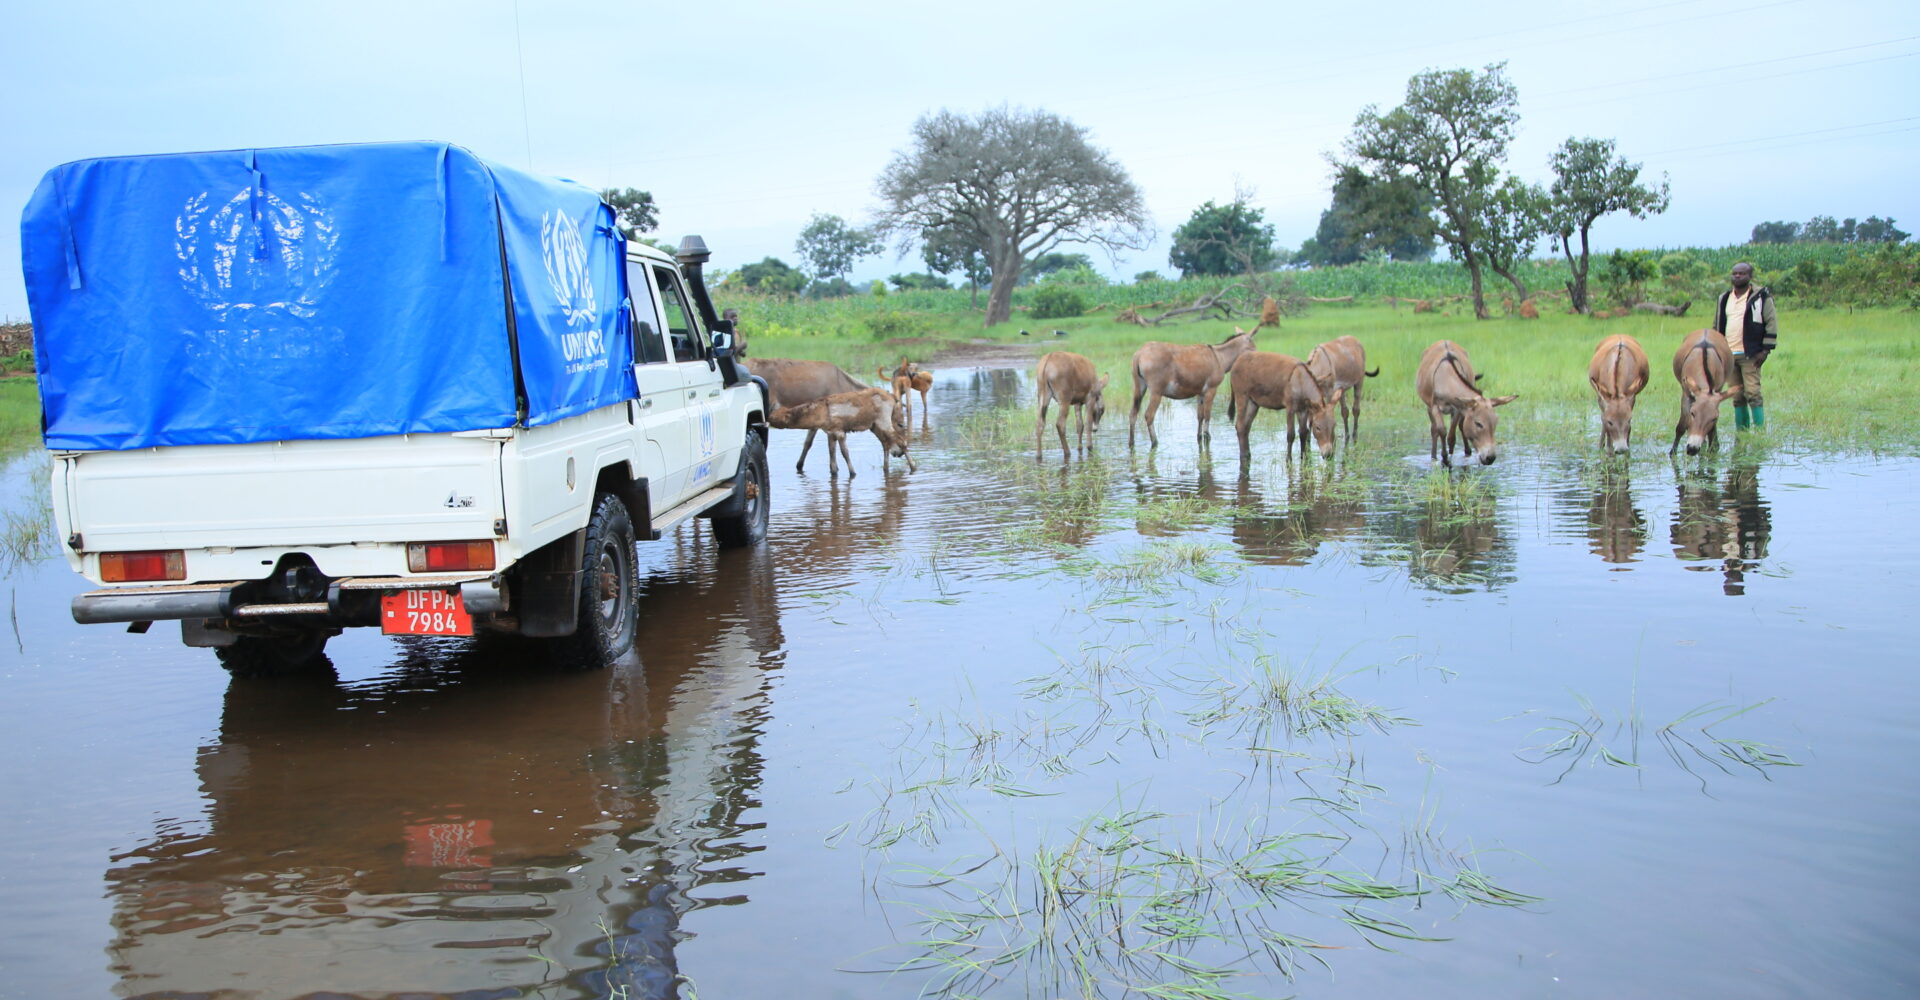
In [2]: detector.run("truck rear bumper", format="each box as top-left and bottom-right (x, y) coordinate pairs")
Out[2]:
(73, 575), (505, 625)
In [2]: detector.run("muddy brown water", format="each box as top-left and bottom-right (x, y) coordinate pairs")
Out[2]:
(1, 364), (1916, 999)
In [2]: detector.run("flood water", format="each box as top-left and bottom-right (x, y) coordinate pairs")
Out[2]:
(1, 363), (1916, 999)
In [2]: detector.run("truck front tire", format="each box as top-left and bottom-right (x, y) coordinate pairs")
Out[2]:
(711, 432), (770, 549)
(566, 492), (640, 668)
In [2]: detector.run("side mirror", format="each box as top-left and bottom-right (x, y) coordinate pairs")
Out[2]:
(710, 330), (734, 359)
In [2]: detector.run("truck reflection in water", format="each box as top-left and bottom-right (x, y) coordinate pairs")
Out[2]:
(104, 543), (784, 1000)
(1671, 460), (1773, 595)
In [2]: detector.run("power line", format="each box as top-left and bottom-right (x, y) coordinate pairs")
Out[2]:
(1535, 34), (1920, 98)
(1646, 115), (1920, 155)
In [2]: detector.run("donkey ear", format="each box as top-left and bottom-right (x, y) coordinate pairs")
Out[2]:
(1095, 374), (1110, 390)
(1490, 394), (1519, 406)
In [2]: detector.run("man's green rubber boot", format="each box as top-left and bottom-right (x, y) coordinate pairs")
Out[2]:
(1734, 405), (1751, 429)
(1750, 405), (1765, 429)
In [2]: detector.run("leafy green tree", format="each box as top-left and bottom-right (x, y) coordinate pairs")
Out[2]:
(1476, 175), (1550, 303)
(1853, 216), (1910, 243)
(1543, 137), (1670, 314)
(1304, 166), (1435, 266)
(732, 257), (806, 295)
(1134, 270), (1163, 283)
(919, 221), (991, 306)
(1801, 215), (1843, 242)
(600, 188), (658, 238)
(875, 106), (1150, 326)
(1750, 221), (1800, 244)
(1168, 198), (1276, 277)
(794, 213), (881, 286)
(1040, 264), (1106, 286)
(1343, 63), (1521, 319)
(888, 272), (952, 291)
(1022, 253), (1096, 285)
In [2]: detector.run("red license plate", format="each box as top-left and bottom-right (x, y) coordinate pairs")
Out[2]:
(381, 589), (474, 636)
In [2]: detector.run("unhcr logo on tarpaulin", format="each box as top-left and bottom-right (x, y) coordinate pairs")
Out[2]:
(540, 209), (597, 329)
(175, 187), (339, 323)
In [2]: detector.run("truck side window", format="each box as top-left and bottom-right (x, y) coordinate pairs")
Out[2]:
(626, 261), (669, 365)
(652, 266), (705, 363)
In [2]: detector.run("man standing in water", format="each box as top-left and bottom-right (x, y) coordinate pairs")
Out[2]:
(1712, 262), (1777, 431)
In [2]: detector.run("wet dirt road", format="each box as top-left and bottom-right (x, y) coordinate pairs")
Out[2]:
(2, 363), (1918, 999)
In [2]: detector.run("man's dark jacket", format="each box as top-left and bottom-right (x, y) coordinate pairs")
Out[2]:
(1712, 286), (1778, 356)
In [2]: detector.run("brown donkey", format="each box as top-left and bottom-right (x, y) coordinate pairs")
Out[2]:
(1304, 335), (1379, 443)
(1127, 326), (1259, 448)
(744, 357), (866, 472)
(1415, 341), (1518, 466)
(770, 388), (915, 477)
(1229, 352), (1338, 461)
(1034, 351), (1109, 460)
(1669, 329), (1734, 456)
(878, 358), (934, 420)
(1588, 334), (1650, 456)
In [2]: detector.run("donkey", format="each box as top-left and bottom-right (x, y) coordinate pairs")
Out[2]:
(744, 357), (866, 472)
(769, 388), (914, 478)
(1228, 351), (1338, 461)
(1588, 334), (1651, 456)
(1034, 351), (1109, 460)
(1304, 335), (1379, 443)
(1415, 340), (1518, 466)
(877, 359), (934, 421)
(1669, 328), (1734, 456)
(1127, 326), (1259, 448)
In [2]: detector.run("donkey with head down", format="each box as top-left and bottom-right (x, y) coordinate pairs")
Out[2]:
(1033, 351), (1108, 460)
(1304, 335), (1379, 444)
(744, 357), (866, 472)
(1127, 326), (1259, 448)
(769, 387), (915, 478)
(1228, 351), (1338, 461)
(1415, 340), (1518, 466)
(1588, 333), (1650, 456)
(1669, 328), (1734, 456)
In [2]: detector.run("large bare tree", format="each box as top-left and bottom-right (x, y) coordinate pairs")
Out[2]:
(875, 107), (1149, 327)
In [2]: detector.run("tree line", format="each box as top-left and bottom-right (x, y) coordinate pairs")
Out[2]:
(611, 70), (1908, 326)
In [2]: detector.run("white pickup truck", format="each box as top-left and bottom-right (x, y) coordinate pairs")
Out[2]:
(22, 142), (769, 673)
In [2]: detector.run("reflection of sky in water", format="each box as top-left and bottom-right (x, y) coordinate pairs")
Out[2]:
(0, 365), (1915, 999)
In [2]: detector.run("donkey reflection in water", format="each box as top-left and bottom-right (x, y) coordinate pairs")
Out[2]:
(1128, 326), (1259, 448)
(769, 388), (915, 477)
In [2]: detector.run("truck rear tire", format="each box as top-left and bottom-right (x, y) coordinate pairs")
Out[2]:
(566, 492), (640, 669)
(216, 629), (332, 678)
(711, 433), (770, 549)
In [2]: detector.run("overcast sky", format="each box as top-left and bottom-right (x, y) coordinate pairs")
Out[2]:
(3, 0), (1916, 319)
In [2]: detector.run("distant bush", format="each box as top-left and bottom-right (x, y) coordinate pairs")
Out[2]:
(1030, 285), (1087, 319)
(1041, 264), (1107, 287)
(863, 310), (933, 340)
(1134, 271), (1162, 283)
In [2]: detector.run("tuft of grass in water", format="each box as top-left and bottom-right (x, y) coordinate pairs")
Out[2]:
(1517, 694), (1800, 791)
(870, 803), (1534, 998)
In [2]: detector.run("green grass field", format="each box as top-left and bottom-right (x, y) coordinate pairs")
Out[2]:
(739, 301), (1920, 457)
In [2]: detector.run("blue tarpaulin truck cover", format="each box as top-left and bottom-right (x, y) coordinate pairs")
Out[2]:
(20, 141), (635, 450)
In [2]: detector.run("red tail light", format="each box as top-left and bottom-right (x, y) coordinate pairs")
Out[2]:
(101, 550), (186, 583)
(408, 540), (496, 573)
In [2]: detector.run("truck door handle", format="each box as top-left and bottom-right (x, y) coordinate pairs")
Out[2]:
(687, 390), (697, 399)
(641, 398), (654, 408)
(706, 388), (721, 398)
